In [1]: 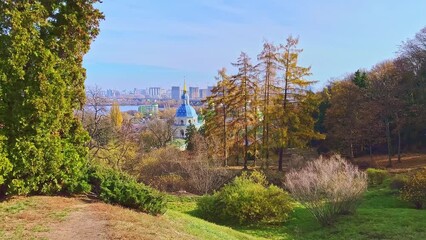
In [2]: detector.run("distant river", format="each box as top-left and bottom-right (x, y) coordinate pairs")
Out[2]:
(104, 105), (139, 112)
(103, 105), (166, 112)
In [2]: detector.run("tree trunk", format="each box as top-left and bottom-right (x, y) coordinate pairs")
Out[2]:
(369, 144), (373, 163)
(223, 103), (228, 167)
(278, 147), (284, 171)
(385, 119), (392, 167)
(397, 128), (402, 163)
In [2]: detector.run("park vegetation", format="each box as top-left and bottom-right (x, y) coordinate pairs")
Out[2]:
(0, 0), (425, 237)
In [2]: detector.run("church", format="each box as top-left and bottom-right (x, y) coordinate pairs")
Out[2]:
(173, 82), (203, 139)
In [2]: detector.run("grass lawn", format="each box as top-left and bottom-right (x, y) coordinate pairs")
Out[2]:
(168, 185), (426, 240)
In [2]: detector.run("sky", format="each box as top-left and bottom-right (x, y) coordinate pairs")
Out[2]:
(83, 0), (426, 91)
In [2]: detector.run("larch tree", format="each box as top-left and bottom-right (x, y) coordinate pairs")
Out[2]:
(0, 1), (103, 196)
(276, 36), (315, 171)
(257, 42), (278, 167)
(204, 68), (233, 166)
(230, 52), (258, 170)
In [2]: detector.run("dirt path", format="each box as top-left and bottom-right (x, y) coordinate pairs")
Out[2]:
(41, 201), (109, 240)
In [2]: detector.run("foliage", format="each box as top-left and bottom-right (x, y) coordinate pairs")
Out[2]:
(185, 124), (197, 151)
(285, 154), (368, 225)
(366, 168), (388, 186)
(0, 1), (103, 196)
(149, 174), (187, 192)
(389, 174), (409, 192)
(0, 136), (12, 193)
(401, 169), (426, 209)
(88, 165), (166, 215)
(198, 171), (295, 224)
(110, 101), (123, 128)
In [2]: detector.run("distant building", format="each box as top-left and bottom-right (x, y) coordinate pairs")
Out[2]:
(207, 86), (214, 97)
(189, 87), (199, 100)
(171, 86), (180, 100)
(199, 89), (208, 100)
(149, 87), (161, 98)
(173, 82), (202, 139)
(138, 104), (159, 116)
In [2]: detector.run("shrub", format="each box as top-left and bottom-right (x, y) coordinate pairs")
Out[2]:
(0, 137), (12, 197)
(401, 169), (426, 209)
(88, 165), (167, 215)
(285, 154), (368, 225)
(197, 171), (294, 224)
(366, 168), (388, 186)
(149, 174), (187, 192)
(390, 174), (408, 192)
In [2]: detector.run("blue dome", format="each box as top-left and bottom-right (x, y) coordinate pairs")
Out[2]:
(176, 104), (198, 118)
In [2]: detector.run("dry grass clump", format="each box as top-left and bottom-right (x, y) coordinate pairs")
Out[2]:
(285, 154), (368, 225)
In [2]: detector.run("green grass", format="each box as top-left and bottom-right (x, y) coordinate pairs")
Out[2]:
(166, 210), (264, 240)
(169, 185), (426, 240)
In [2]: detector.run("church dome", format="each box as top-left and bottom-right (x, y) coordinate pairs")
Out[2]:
(176, 104), (198, 118)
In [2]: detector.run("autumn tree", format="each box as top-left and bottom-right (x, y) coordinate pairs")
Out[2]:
(257, 42), (278, 166)
(0, 1), (103, 196)
(275, 36), (316, 171)
(204, 68), (234, 166)
(110, 101), (123, 128)
(368, 61), (404, 167)
(230, 52), (258, 169)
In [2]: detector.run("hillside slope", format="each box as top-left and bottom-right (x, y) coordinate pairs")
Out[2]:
(0, 196), (263, 240)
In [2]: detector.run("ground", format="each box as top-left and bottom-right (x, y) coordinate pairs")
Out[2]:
(1, 154), (426, 240)
(355, 153), (426, 172)
(0, 196), (260, 240)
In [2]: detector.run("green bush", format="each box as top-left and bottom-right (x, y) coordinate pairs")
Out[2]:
(197, 171), (294, 224)
(366, 168), (388, 186)
(88, 165), (167, 215)
(390, 174), (408, 192)
(401, 169), (426, 209)
(0, 137), (12, 196)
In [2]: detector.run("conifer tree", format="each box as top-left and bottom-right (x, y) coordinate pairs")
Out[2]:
(0, 1), (103, 196)
(257, 42), (278, 167)
(276, 36), (316, 171)
(230, 52), (258, 169)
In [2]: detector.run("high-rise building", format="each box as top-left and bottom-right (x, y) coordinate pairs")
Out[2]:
(207, 86), (214, 97)
(199, 89), (208, 100)
(171, 86), (180, 100)
(148, 87), (161, 98)
(189, 87), (199, 100)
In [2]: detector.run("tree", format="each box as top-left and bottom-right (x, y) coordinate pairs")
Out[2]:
(325, 80), (366, 159)
(204, 68), (233, 166)
(352, 70), (367, 88)
(368, 61), (404, 167)
(110, 101), (123, 128)
(230, 52), (258, 169)
(0, 1), (103, 196)
(276, 36), (316, 171)
(257, 42), (278, 167)
(185, 123), (197, 151)
(141, 117), (176, 149)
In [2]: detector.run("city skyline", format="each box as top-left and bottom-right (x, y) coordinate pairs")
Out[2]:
(83, 0), (426, 90)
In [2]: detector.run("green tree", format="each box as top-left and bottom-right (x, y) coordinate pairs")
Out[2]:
(185, 124), (197, 151)
(0, 1), (103, 196)
(352, 70), (367, 88)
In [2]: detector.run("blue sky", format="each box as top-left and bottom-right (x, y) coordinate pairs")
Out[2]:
(83, 0), (426, 90)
